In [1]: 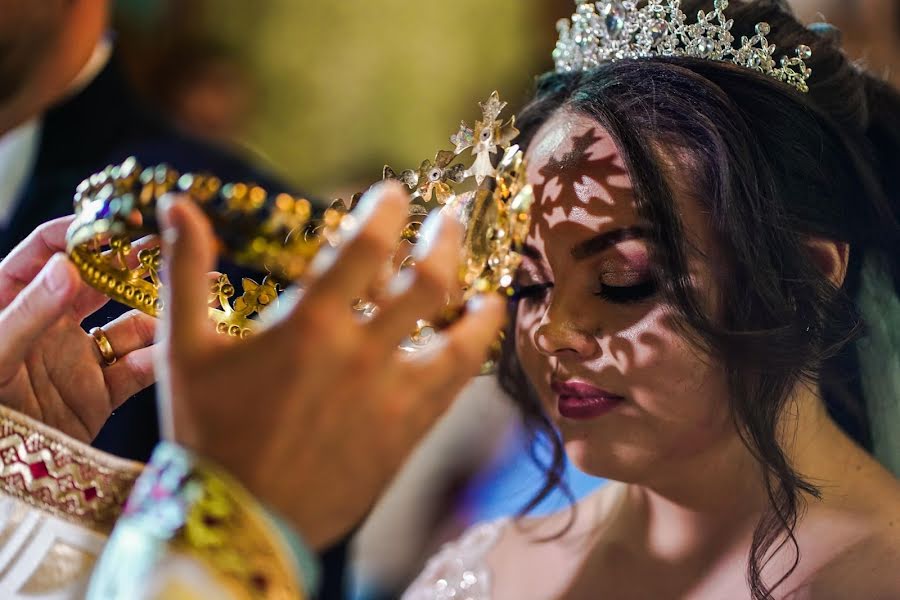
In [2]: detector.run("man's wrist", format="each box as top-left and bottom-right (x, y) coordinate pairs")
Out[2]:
(89, 441), (312, 599)
(260, 505), (322, 598)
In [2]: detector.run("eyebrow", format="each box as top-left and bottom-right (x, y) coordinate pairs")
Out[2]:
(572, 226), (648, 259)
(521, 226), (648, 261)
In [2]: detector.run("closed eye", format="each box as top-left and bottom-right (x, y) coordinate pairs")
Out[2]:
(511, 282), (553, 301)
(594, 279), (657, 304)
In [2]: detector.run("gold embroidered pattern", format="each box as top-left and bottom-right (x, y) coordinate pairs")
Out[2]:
(0, 406), (142, 534)
(101, 442), (304, 599)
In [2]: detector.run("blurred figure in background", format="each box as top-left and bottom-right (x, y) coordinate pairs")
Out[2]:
(0, 0), (290, 461)
(0, 2), (349, 597)
(150, 42), (256, 148)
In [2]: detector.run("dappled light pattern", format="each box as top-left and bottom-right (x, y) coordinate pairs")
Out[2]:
(534, 128), (630, 219)
(515, 114), (728, 483)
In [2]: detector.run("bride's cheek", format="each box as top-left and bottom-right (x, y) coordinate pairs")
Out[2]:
(611, 310), (695, 396)
(604, 306), (675, 369)
(620, 311), (727, 428)
(514, 319), (553, 397)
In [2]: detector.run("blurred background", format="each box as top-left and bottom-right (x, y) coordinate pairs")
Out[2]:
(112, 0), (900, 201)
(112, 0), (559, 200)
(108, 0), (898, 597)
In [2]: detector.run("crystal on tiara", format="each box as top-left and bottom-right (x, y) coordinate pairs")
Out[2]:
(553, 0), (813, 93)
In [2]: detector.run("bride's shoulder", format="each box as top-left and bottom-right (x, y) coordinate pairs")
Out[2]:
(796, 483), (900, 599)
(401, 517), (510, 600)
(401, 513), (570, 600)
(403, 483), (623, 600)
(797, 524), (900, 599)
(488, 484), (622, 591)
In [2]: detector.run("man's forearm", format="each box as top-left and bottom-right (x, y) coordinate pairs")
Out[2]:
(87, 442), (317, 600)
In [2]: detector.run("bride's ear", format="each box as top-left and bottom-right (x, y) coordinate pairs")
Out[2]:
(805, 238), (850, 288)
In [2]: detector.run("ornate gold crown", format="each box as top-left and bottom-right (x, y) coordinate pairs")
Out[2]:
(66, 158), (338, 338)
(66, 92), (533, 343)
(554, 0), (813, 93)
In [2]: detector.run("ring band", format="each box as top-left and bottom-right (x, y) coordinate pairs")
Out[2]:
(90, 327), (117, 366)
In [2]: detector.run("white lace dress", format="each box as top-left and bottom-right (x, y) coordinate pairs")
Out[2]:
(402, 518), (509, 600)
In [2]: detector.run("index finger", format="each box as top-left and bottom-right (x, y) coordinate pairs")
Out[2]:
(290, 182), (410, 322)
(158, 195), (218, 358)
(0, 216), (75, 297)
(402, 293), (507, 428)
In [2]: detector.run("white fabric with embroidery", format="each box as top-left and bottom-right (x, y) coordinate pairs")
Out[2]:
(402, 518), (508, 600)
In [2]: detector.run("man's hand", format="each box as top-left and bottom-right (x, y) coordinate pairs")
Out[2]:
(0, 217), (157, 441)
(157, 183), (506, 550)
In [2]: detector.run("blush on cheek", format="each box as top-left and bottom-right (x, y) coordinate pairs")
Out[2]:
(603, 306), (679, 375)
(607, 306), (732, 430)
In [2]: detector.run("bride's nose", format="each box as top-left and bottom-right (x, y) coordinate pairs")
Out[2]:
(533, 299), (601, 360)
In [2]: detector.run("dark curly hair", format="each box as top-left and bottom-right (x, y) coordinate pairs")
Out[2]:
(498, 2), (900, 598)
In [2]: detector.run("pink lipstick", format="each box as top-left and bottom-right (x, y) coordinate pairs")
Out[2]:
(551, 381), (625, 420)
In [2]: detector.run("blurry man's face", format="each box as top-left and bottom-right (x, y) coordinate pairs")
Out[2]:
(0, 1), (69, 103)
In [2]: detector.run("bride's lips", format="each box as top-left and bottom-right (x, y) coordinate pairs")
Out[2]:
(551, 380), (625, 420)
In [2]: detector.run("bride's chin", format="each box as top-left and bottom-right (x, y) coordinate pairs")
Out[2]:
(563, 437), (656, 483)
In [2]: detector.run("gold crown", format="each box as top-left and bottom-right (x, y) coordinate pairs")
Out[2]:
(66, 158), (343, 337)
(66, 92), (533, 342)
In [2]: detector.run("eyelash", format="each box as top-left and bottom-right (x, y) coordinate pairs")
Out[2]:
(511, 279), (658, 304)
(594, 279), (658, 304)
(511, 282), (553, 302)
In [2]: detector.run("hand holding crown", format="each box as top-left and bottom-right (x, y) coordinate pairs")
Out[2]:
(55, 90), (526, 565)
(0, 217), (157, 442)
(155, 185), (506, 549)
(64, 92), (532, 357)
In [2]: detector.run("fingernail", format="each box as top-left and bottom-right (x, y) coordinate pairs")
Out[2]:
(306, 246), (337, 280)
(385, 269), (415, 297)
(414, 212), (447, 259)
(44, 254), (73, 293)
(468, 293), (504, 315)
(467, 293), (487, 312)
(354, 181), (409, 223)
(157, 194), (180, 244)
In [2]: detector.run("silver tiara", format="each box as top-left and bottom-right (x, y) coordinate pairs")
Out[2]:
(553, 0), (813, 93)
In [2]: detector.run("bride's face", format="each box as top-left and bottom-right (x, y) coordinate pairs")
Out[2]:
(517, 110), (735, 483)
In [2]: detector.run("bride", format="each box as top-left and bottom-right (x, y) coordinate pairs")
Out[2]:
(405, 1), (900, 598)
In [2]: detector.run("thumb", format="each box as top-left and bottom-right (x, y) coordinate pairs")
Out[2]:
(158, 194), (217, 357)
(0, 254), (80, 382)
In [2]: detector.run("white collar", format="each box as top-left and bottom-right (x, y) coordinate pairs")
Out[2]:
(66, 37), (113, 99)
(0, 118), (41, 226)
(0, 39), (112, 227)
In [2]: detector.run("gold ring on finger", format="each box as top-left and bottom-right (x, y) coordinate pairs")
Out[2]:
(89, 327), (117, 366)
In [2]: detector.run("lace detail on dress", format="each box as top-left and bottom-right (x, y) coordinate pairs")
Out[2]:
(402, 518), (508, 600)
